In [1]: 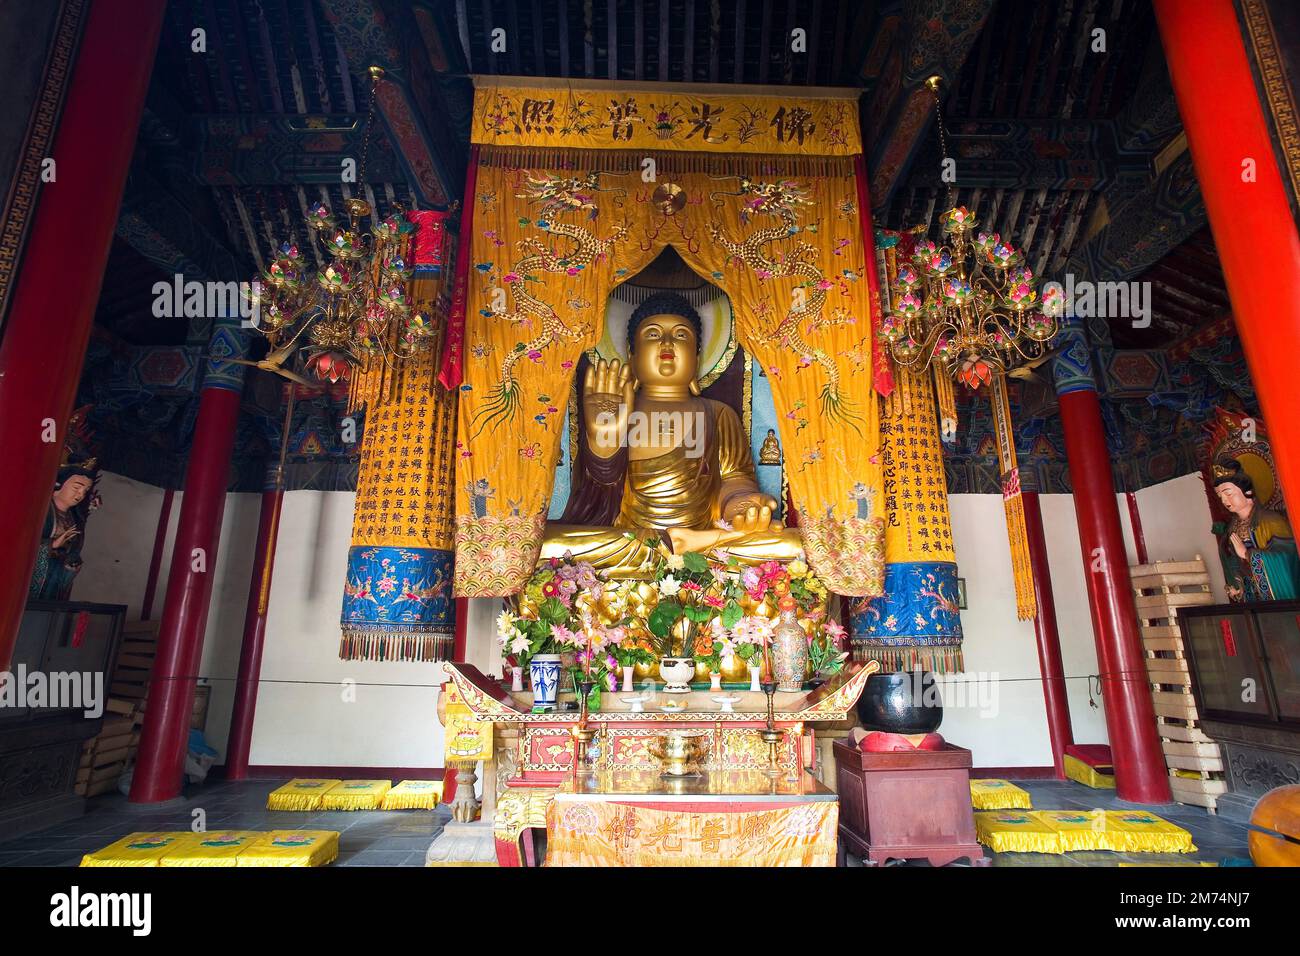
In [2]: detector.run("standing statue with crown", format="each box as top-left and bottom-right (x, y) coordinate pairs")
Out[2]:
(29, 406), (102, 602)
(1203, 409), (1300, 603)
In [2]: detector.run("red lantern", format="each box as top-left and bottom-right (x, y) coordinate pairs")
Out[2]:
(957, 357), (993, 390)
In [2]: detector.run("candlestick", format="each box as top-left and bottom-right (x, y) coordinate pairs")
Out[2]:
(760, 679), (781, 777)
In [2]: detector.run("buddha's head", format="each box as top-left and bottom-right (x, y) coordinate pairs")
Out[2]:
(627, 292), (702, 390)
(1213, 459), (1256, 518)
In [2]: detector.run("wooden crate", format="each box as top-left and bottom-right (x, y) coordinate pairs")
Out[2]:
(1130, 556), (1226, 810)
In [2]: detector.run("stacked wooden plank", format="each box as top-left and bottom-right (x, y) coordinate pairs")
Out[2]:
(74, 620), (158, 797)
(1130, 556), (1227, 811)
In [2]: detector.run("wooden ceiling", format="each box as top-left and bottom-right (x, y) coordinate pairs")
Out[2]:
(447, 0), (873, 86)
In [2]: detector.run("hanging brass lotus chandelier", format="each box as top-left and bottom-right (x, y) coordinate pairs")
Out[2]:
(881, 206), (1062, 388)
(246, 66), (438, 386)
(881, 77), (1062, 390)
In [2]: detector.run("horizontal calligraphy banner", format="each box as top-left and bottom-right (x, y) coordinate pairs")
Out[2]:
(471, 83), (862, 156)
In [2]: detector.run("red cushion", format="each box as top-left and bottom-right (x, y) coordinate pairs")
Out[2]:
(860, 731), (947, 752)
(1064, 744), (1113, 768)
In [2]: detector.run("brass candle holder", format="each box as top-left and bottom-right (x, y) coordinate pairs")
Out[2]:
(572, 679), (597, 770)
(760, 679), (782, 777)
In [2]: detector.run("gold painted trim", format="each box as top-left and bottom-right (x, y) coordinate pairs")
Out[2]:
(0, 0), (88, 326)
(1241, 0), (1300, 216)
(471, 74), (864, 101)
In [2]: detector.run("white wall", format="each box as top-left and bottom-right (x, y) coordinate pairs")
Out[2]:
(71, 471), (1221, 771)
(1135, 473), (1228, 602)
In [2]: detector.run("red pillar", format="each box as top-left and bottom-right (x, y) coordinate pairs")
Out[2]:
(1057, 381), (1170, 802)
(0, 0), (167, 671)
(224, 488), (285, 780)
(130, 333), (246, 803)
(1154, 0), (1300, 504)
(1022, 493), (1074, 779)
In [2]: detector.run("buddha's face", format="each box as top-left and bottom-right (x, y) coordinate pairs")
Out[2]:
(55, 475), (92, 510)
(1216, 482), (1253, 517)
(631, 313), (698, 389)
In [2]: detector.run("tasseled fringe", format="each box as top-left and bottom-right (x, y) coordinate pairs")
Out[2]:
(347, 287), (451, 414)
(608, 282), (723, 310)
(479, 145), (855, 179)
(852, 642), (965, 675)
(338, 630), (454, 662)
(933, 366), (957, 442)
(991, 372), (1037, 620)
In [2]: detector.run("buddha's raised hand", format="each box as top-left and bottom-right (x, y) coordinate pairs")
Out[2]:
(583, 357), (635, 458)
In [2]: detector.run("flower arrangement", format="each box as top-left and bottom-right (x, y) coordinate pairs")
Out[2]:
(499, 552), (608, 668)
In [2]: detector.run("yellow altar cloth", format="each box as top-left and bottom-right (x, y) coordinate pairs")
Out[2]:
(543, 770), (838, 867)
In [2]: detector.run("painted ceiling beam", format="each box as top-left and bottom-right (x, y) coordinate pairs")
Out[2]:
(864, 0), (995, 208)
(188, 113), (408, 186)
(317, 0), (462, 207)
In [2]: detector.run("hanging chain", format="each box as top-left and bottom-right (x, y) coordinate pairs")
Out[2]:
(358, 67), (383, 189)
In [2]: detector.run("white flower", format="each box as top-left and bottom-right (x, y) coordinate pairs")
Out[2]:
(659, 575), (681, 596)
(509, 633), (530, 655)
(495, 610), (517, 643)
(666, 554), (686, 571)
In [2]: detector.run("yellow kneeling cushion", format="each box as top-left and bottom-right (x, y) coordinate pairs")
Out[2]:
(267, 778), (343, 811)
(1063, 754), (1116, 789)
(159, 831), (264, 867)
(321, 780), (391, 810)
(80, 832), (187, 867)
(970, 779), (1033, 810)
(235, 830), (339, 867)
(381, 780), (442, 810)
(975, 810), (1196, 855)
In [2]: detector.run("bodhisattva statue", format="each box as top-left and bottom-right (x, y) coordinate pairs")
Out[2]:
(29, 460), (101, 601)
(1213, 458), (1299, 602)
(541, 292), (801, 576)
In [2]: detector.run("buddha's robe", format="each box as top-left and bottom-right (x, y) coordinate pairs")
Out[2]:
(541, 399), (801, 576)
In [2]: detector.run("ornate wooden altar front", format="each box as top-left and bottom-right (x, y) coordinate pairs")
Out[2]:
(442, 661), (874, 866)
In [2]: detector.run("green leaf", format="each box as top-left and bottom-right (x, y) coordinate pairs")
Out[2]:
(682, 551), (709, 573)
(647, 600), (681, 639)
(721, 601), (743, 629)
(683, 605), (712, 624)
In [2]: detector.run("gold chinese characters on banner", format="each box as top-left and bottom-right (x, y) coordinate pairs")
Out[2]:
(473, 81), (861, 157)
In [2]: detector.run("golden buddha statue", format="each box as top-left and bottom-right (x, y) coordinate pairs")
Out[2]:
(541, 292), (801, 576)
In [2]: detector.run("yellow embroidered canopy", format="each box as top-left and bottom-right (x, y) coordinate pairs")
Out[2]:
(453, 82), (886, 598)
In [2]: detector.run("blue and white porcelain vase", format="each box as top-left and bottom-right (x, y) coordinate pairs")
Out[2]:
(529, 654), (562, 708)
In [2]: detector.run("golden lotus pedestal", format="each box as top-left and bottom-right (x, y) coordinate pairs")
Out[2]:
(436, 660), (877, 866)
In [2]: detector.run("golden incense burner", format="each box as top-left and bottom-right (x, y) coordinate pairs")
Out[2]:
(647, 729), (709, 777)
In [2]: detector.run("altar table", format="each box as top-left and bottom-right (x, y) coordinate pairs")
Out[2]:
(544, 770), (839, 867)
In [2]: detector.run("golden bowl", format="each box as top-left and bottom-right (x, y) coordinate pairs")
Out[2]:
(647, 730), (709, 777)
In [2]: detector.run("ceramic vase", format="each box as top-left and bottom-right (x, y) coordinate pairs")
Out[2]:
(529, 654), (562, 708)
(749, 664), (762, 693)
(510, 666), (523, 692)
(621, 665), (634, 693)
(771, 609), (808, 692)
(709, 672), (723, 691)
(659, 657), (696, 693)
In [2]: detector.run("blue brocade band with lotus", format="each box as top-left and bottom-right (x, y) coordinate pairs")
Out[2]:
(340, 546), (455, 661)
(849, 561), (964, 673)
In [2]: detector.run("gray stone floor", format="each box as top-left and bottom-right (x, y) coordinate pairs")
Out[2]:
(0, 776), (1253, 867)
(0, 778), (450, 867)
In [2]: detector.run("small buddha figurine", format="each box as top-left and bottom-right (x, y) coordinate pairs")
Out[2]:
(1213, 459), (1298, 602)
(541, 292), (801, 575)
(758, 428), (782, 465)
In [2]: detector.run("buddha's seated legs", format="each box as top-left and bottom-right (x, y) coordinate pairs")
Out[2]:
(540, 523), (804, 577)
(539, 524), (665, 579)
